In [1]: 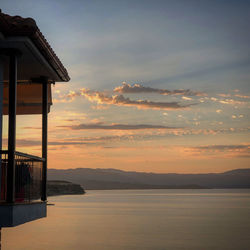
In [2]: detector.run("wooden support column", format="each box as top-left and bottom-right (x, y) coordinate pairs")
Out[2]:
(42, 78), (48, 201)
(0, 56), (4, 197)
(7, 52), (17, 203)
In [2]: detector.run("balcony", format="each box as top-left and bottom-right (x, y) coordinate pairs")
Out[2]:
(0, 150), (46, 227)
(0, 150), (44, 203)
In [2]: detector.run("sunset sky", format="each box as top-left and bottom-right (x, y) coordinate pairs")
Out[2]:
(2, 0), (250, 173)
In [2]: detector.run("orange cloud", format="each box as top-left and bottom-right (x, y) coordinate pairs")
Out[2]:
(219, 99), (247, 105)
(234, 94), (250, 99)
(80, 88), (196, 110)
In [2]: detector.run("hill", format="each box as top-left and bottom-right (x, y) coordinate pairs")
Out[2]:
(47, 168), (250, 190)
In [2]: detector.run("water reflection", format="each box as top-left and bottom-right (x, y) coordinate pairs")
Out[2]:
(3, 189), (250, 250)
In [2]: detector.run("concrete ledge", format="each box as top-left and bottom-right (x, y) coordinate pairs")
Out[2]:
(0, 202), (46, 227)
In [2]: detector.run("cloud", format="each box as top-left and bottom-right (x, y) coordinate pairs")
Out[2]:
(231, 114), (244, 119)
(12, 132), (178, 149)
(22, 127), (41, 130)
(58, 122), (177, 130)
(234, 94), (250, 99)
(209, 96), (249, 106)
(13, 138), (97, 147)
(217, 93), (231, 97)
(15, 139), (41, 147)
(56, 124), (250, 138)
(113, 82), (205, 96)
(53, 90), (82, 103)
(194, 144), (250, 151)
(182, 96), (193, 101)
(219, 99), (247, 105)
(183, 144), (250, 158)
(53, 84), (202, 110)
(6, 126), (250, 151)
(80, 88), (196, 110)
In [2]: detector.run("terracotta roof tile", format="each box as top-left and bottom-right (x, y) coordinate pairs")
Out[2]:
(0, 10), (70, 82)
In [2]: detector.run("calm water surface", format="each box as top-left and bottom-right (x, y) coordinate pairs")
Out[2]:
(3, 189), (250, 250)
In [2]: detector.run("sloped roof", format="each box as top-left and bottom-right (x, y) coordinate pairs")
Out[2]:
(0, 10), (70, 82)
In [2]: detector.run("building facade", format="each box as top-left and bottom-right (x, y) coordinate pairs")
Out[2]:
(0, 10), (69, 227)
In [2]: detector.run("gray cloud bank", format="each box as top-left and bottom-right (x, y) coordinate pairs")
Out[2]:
(114, 83), (205, 96)
(58, 122), (177, 130)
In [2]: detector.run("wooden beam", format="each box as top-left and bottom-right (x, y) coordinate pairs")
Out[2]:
(41, 77), (48, 201)
(7, 52), (17, 203)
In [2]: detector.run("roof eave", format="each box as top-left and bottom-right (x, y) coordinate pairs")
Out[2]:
(30, 29), (70, 82)
(0, 11), (70, 82)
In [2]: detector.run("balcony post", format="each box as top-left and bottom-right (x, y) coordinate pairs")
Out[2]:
(42, 78), (48, 201)
(7, 52), (17, 203)
(0, 56), (3, 197)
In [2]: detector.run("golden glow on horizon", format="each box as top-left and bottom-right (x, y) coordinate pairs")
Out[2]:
(1, 82), (249, 174)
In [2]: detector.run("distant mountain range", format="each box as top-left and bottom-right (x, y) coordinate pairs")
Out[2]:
(48, 168), (250, 190)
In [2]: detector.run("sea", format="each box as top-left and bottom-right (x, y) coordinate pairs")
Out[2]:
(2, 189), (250, 250)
